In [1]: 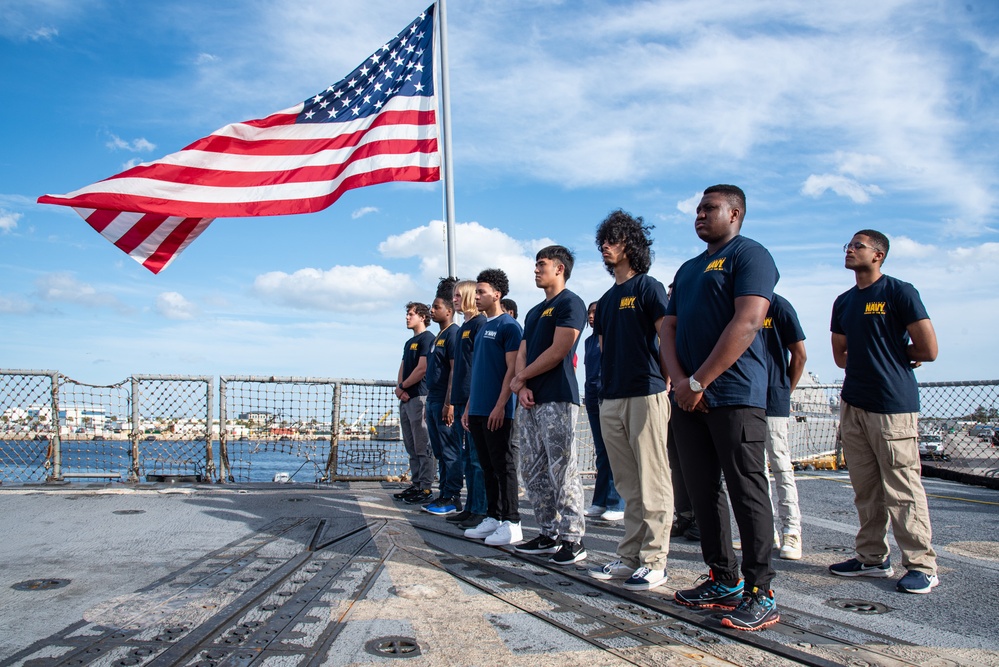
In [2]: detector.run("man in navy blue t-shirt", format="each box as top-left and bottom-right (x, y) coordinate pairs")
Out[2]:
(586, 210), (673, 593)
(511, 246), (588, 565)
(661, 184), (780, 631)
(461, 269), (524, 546)
(422, 277), (463, 516)
(828, 229), (939, 595)
(761, 294), (807, 560)
(393, 302), (436, 503)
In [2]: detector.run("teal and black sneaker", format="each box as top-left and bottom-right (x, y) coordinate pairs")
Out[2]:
(720, 588), (780, 631)
(674, 573), (744, 609)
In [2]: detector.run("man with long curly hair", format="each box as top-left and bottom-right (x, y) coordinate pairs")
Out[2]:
(587, 210), (673, 592)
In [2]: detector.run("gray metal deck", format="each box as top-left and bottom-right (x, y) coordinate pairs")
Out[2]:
(1, 472), (997, 666)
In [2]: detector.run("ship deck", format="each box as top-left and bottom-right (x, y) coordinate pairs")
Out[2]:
(1, 472), (997, 666)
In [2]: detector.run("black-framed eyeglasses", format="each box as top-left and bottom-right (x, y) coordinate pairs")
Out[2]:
(843, 241), (879, 253)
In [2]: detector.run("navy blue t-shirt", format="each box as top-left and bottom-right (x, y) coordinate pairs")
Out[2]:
(831, 274), (928, 414)
(401, 330), (435, 397)
(468, 314), (523, 418)
(583, 333), (601, 407)
(667, 235), (779, 409)
(594, 274), (669, 399)
(450, 314), (485, 407)
(523, 289), (586, 405)
(426, 322), (459, 403)
(762, 293), (806, 417)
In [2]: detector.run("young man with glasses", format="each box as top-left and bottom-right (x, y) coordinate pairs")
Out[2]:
(829, 230), (940, 594)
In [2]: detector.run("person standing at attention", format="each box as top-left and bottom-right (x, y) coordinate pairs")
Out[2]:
(661, 184), (780, 631)
(511, 246), (589, 565)
(422, 278), (463, 515)
(393, 302), (436, 504)
(761, 293), (807, 560)
(462, 269), (524, 546)
(445, 280), (488, 529)
(828, 229), (939, 594)
(582, 301), (625, 522)
(587, 210), (673, 592)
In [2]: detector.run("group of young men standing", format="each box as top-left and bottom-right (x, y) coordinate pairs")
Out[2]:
(393, 183), (940, 632)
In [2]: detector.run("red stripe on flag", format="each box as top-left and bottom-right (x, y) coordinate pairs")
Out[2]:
(142, 217), (205, 274)
(84, 208), (123, 233)
(114, 213), (170, 255)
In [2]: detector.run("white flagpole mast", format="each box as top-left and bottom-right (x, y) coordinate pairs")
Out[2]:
(437, 0), (458, 279)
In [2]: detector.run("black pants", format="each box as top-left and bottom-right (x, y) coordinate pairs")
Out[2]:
(467, 415), (520, 523)
(667, 422), (693, 516)
(670, 404), (775, 591)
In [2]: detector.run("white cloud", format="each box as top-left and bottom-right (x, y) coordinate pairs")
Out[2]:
(676, 193), (702, 216)
(105, 133), (156, 153)
(156, 291), (198, 320)
(195, 53), (220, 65)
(801, 174), (884, 204)
(28, 26), (57, 41)
(0, 209), (21, 233)
(253, 265), (417, 312)
(33, 273), (131, 313)
(378, 220), (557, 298)
(0, 294), (35, 314)
(351, 206), (379, 219)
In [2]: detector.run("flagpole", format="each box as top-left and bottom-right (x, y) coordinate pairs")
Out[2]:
(437, 0), (458, 279)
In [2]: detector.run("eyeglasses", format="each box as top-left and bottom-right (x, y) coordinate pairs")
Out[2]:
(843, 241), (880, 253)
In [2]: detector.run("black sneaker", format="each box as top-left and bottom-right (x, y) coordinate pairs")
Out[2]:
(720, 588), (779, 631)
(549, 540), (587, 565)
(515, 534), (559, 554)
(446, 509), (473, 524)
(674, 573), (744, 609)
(404, 489), (433, 505)
(393, 485), (418, 500)
(458, 513), (487, 529)
(683, 521), (701, 542)
(670, 514), (695, 537)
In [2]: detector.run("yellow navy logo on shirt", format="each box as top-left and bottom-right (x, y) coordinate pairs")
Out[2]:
(542, 307), (555, 317)
(619, 296), (636, 310)
(762, 317), (773, 329)
(462, 330), (471, 339)
(435, 338), (446, 347)
(864, 301), (887, 315)
(409, 342), (419, 351)
(704, 258), (726, 272)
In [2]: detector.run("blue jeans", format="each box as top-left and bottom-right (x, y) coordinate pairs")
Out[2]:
(425, 400), (463, 498)
(587, 400), (622, 510)
(455, 402), (486, 514)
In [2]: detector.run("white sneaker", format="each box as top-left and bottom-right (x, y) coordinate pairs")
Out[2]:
(464, 516), (500, 539)
(623, 566), (667, 591)
(732, 538), (742, 551)
(484, 520), (522, 546)
(774, 529), (782, 550)
(583, 504), (606, 517)
(588, 559), (633, 580)
(600, 509), (625, 521)
(780, 533), (802, 560)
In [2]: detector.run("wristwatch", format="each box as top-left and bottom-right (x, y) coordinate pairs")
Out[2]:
(688, 376), (704, 393)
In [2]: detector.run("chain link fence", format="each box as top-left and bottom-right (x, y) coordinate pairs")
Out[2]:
(2, 370), (997, 488)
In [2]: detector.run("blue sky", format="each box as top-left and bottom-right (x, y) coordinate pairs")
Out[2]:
(2, 0), (997, 387)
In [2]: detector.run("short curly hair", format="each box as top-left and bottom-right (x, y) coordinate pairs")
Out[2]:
(436, 276), (459, 303)
(595, 209), (654, 275)
(405, 301), (431, 326)
(476, 268), (509, 298)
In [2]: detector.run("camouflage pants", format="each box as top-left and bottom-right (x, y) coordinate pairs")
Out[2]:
(517, 402), (585, 542)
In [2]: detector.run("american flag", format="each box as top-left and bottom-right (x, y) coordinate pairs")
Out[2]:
(38, 6), (439, 274)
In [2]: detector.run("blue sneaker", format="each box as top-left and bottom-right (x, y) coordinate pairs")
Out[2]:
(829, 557), (893, 578)
(720, 588), (780, 631)
(423, 496), (461, 515)
(896, 570), (939, 594)
(675, 573), (744, 609)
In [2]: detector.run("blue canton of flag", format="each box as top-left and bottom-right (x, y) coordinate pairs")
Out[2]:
(298, 9), (435, 124)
